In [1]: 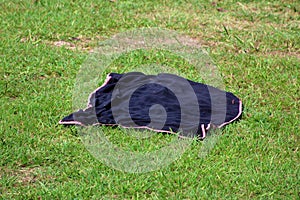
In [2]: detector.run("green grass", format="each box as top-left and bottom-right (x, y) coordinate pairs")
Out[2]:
(1, 0), (299, 199)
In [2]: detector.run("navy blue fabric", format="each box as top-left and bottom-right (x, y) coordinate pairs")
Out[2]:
(60, 72), (242, 138)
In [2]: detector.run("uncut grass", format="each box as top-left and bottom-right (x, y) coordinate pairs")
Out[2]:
(1, 0), (299, 199)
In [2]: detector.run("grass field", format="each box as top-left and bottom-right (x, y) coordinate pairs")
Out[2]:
(1, 0), (299, 199)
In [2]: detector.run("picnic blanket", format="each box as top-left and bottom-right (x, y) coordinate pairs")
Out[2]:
(59, 72), (242, 139)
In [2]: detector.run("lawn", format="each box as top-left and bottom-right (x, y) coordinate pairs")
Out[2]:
(0, 0), (299, 199)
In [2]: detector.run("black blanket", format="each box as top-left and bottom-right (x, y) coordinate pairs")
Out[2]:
(59, 72), (242, 139)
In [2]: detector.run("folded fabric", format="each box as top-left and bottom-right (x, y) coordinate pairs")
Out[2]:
(59, 72), (242, 139)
